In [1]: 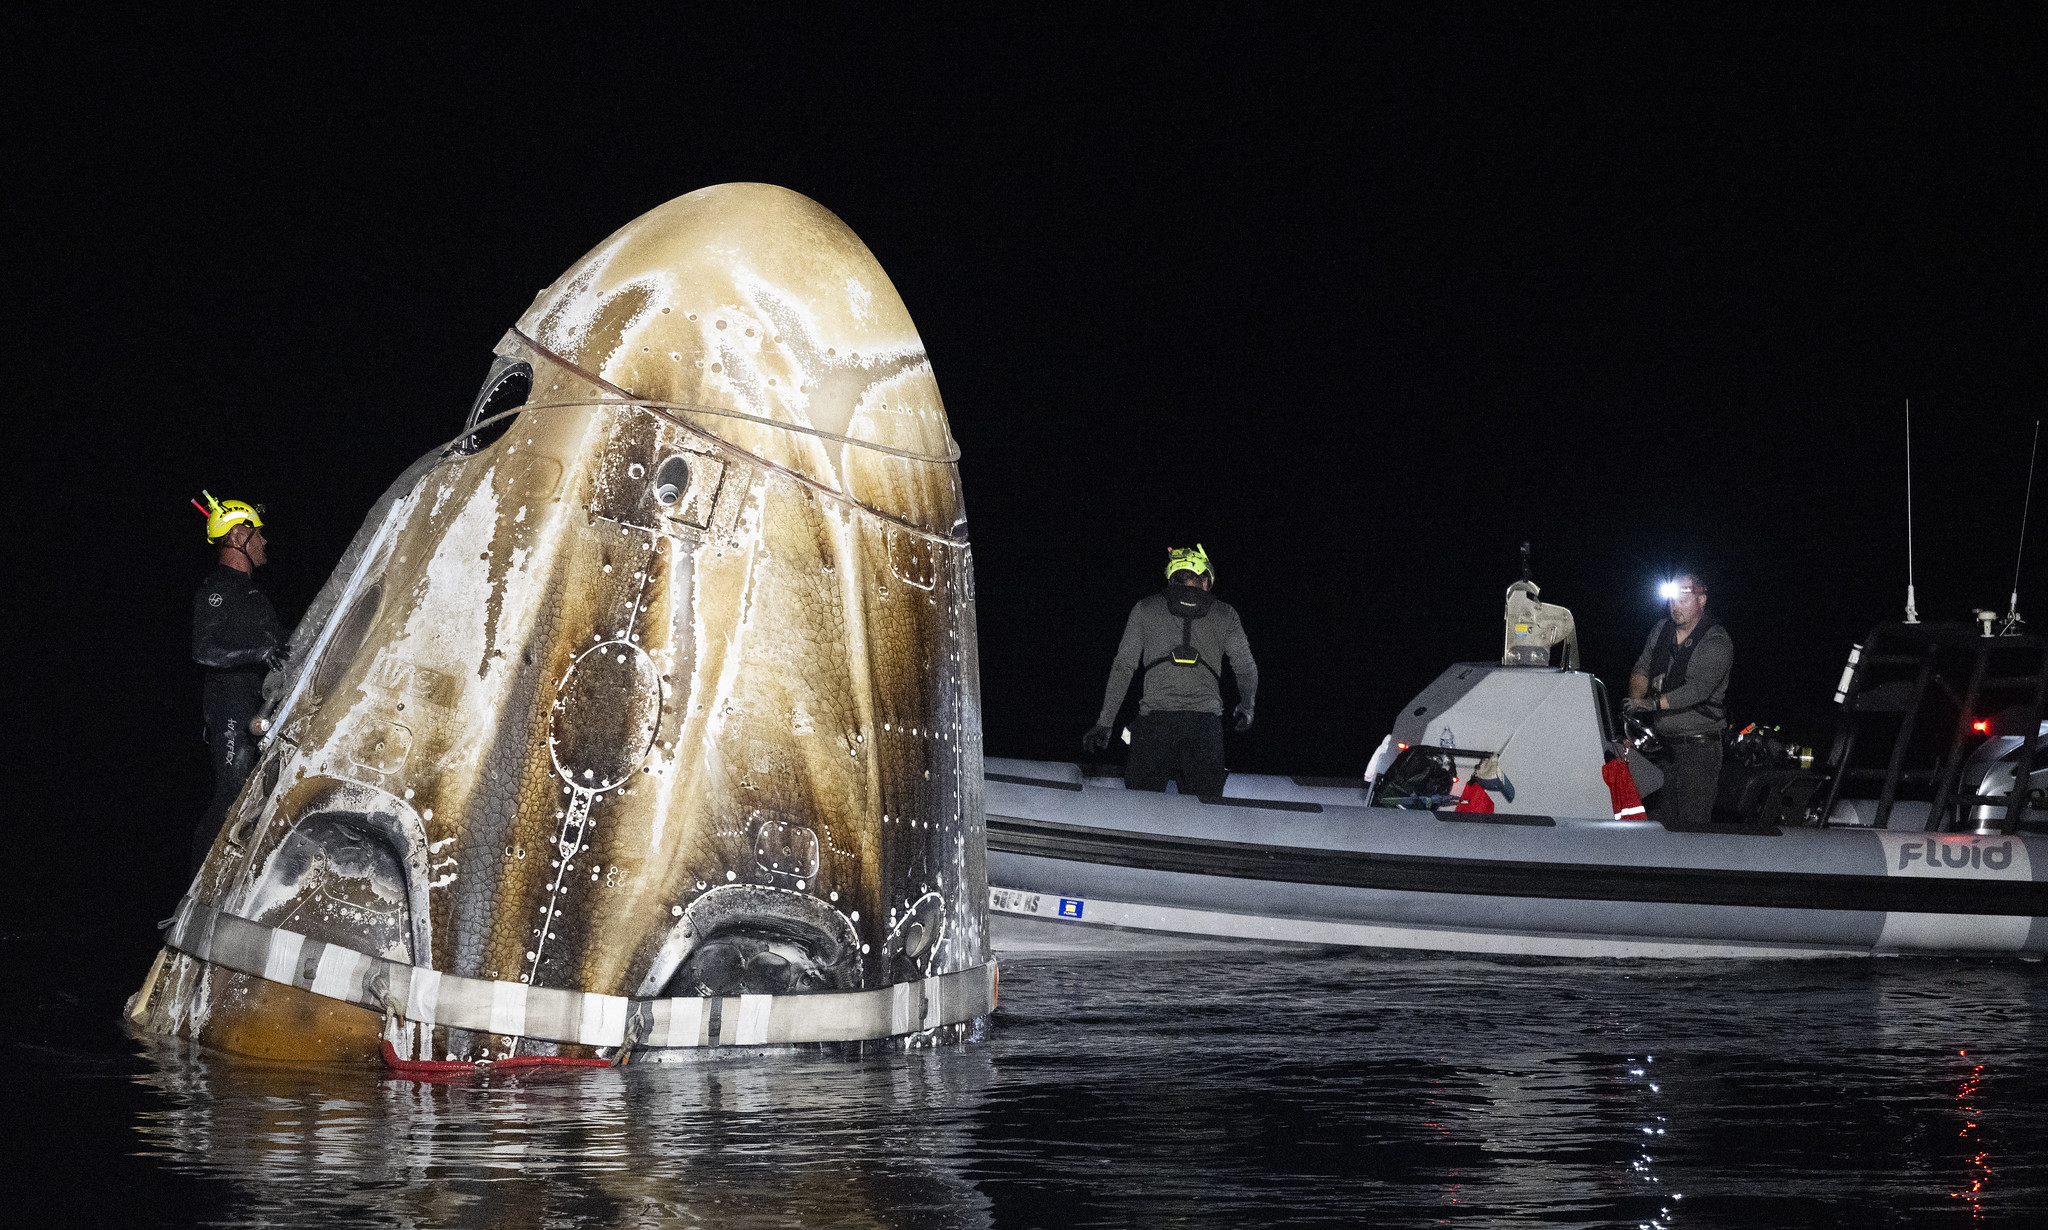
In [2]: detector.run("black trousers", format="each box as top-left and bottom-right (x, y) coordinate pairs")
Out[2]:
(1652, 736), (1722, 829)
(1126, 710), (1227, 797)
(197, 676), (262, 872)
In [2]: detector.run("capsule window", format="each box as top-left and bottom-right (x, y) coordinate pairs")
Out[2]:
(312, 582), (384, 700)
(652, 455), (691, 507)
(459, 357), (533, 454)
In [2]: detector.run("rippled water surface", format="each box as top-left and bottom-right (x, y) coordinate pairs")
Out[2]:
(11, 931), (2048, 1227)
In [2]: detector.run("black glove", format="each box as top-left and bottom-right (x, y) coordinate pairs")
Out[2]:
(1082, 725), (1113, 755)
(1234, 703), (1254, 732)
(264, 644), (292, 673)
(1623, 697), (1654, 715)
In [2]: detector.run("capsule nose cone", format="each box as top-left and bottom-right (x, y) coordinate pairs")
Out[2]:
(512, 183), (959, 532)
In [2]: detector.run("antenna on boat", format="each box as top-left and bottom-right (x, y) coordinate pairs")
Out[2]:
(2001, 419), (2041, 636)
(1904, 399), (1920, 624)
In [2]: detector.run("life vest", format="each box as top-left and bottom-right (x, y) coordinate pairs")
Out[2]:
(1647, 617), (1725, 721)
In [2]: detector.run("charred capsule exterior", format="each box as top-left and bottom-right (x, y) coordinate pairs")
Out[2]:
(133, 184), (992, 1062)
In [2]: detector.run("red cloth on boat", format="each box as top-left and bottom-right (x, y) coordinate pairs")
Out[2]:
(1603, 758), (1647, 820)
(1455, 780), (1495, 813)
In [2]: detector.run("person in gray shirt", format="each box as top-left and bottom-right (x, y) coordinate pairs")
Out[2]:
(1083, 544), (1257, 796)
(1626, 572), (1733, 828)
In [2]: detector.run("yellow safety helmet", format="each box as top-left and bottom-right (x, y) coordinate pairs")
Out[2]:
(1164, 543), (1213, 582)
(197, 490), (265, 543)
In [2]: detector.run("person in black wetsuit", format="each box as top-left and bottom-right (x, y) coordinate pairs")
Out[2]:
(191, 492), (288, 871)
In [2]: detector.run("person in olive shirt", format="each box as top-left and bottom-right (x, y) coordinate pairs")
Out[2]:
(191, 493), (289, 871)
(1626, 572), (1733, 828)
(1083, 544), (1258, 796)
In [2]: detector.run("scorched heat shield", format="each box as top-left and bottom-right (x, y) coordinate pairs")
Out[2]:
(132, 183), (993, 1064)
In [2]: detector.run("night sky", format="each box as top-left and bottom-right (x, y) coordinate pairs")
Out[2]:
(13, 11), (2045, 921)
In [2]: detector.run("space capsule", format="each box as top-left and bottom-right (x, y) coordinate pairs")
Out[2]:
(130, 184), (993, 1064)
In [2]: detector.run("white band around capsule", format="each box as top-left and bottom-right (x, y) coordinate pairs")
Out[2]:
(160, 896), (994, 1051)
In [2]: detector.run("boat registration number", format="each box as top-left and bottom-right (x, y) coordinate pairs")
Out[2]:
(989, 888), (1087, 920)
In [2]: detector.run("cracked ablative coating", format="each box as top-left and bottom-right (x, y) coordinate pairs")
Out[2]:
(132, 184), (989, 1062)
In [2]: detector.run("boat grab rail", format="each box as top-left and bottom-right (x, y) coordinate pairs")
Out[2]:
(987, 772), (1083, 793)
(1197, 796), (1323, 813)
(986, 772), (1328, 812)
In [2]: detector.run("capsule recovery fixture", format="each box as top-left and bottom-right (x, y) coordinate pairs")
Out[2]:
(1503, 579), (1578, 669)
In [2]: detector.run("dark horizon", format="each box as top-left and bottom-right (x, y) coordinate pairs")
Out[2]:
(13, 10), (2045, 922)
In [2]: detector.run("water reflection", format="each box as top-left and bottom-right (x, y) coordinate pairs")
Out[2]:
(133, 1038), (996, 1228)
(1873, 959), (2040, 1221)
(1953, 1053), (1989, 1219)
(86, 952), (2048, 1227)
(1622, 1054), (1681, 1230)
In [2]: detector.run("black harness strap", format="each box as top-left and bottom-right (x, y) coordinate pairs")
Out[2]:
(1142, 585), (1224, 681)
(1649, 617), (1726, 721)
(1144, 611), (1222, 680)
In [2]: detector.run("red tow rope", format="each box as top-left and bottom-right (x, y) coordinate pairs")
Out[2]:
(380, 1040), (611, 1078)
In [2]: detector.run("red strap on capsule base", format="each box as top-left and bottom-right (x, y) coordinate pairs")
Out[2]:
(380, 1040), (610, 1079)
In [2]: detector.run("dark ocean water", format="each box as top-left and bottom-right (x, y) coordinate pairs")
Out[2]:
(9, 930), (2048, 1228)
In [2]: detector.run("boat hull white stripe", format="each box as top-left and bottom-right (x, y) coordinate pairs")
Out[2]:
(991, 888), (1866, 959)
(1875, 911), (2031, 951)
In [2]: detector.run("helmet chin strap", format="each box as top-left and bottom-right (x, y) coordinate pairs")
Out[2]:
(223, 528), (259, 570)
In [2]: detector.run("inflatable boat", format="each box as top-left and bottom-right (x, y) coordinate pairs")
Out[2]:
(986, 580), (2048, 958)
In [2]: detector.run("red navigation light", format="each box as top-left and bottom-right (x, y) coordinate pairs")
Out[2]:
(1972, 720), (1991, 734)
(1396, 742), (1409, 750)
